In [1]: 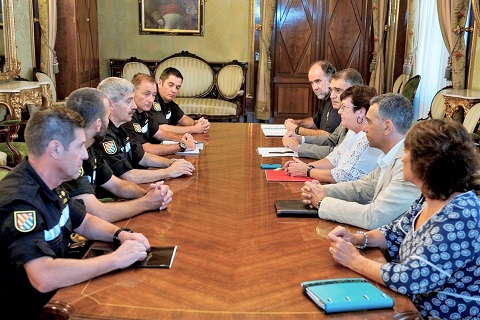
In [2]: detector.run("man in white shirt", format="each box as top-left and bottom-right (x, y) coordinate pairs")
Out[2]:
(300, 93), (420, 230)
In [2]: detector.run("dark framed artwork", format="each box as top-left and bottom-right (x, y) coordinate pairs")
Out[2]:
(139, 0), (204, 35)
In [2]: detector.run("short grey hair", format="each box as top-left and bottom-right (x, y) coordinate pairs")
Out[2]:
(97, 77), (134, 103)
(331, 68), (363, 87)
(370, 93), (413, 135)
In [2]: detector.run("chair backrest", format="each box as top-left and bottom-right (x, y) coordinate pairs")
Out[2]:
(392, 74), (406, 93)
(463, 103), (480, 133)
(429, 85), (452, 120)
(155, 54), (215, 98)
(34, 70), (57, 103)
(401, 75), (421, 103)
(216, 63), (245, 100)
(122, 61), (151, 82)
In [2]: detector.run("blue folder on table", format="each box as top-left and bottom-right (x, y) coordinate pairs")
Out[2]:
(300, 278), (394, 313)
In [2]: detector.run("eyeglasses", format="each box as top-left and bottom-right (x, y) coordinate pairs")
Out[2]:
(340, 105), (354, 111)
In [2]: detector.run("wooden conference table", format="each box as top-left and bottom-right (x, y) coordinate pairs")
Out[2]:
(52, 123), (418, 319)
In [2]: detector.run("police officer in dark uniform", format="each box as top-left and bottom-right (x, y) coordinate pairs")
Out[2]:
(124, 73), (196, 156)
(64, 147), (114, 199)
(149, 67), (210, 134)
(0, 107), (150, 319)
(95, 76), (195, 185)
(62, 87), (173, 222)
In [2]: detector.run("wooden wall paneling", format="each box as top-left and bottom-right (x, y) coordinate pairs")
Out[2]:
(324, 0), (372, 79)
(272, 0), (318, 123)
(271, 0), (372, 123)
(56, 0), (99, 100)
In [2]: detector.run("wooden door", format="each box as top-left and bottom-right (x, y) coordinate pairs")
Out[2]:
(56, 0), (99, 100)
(272, 0), (372, 123)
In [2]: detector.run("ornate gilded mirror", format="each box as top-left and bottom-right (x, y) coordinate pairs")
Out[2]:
(474, 0), (480, 34)
(0, 0), (20, 81)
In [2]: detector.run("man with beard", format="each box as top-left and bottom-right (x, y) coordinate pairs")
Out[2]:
(283, 60), (339, 136)
(283, 68), (364, 159)
(62, 88), (174, 222)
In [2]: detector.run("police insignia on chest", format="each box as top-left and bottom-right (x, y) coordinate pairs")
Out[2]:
(133, 123), (142, 133)
(153, 102), (161, 111)
(14, 211), (37, 232)
(102, 140), (118, 155)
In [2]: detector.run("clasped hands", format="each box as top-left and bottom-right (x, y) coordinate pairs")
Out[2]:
(327, 226), (365, 268)
(282, 119), (302, 151)
(193, 117), (210, 133)
(300, 179), (327, 209)
(284, 157), (309, 177)
(146, 181), (173, 210)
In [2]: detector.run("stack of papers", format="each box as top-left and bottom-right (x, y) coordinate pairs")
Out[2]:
(257, 147), (298, 157)
(161, 140), (204, 155)
(261, 124), (287, 137)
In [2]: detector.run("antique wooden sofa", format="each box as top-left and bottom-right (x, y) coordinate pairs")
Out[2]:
(110, 51), (247, 121)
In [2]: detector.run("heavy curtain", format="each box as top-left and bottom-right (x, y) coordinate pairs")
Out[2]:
(38, 0), (57, 80)
(412, 0), (448, 119)
(368, 0), (388, 93)
(437, 0), (469, 89)
(404, 0), (418, 79)
(254, 0), (276, 121)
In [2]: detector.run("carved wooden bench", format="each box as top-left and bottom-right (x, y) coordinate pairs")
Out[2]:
(110, 51), (247, 121)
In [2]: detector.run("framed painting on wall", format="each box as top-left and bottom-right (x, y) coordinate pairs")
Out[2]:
(139, 0), (204, 35)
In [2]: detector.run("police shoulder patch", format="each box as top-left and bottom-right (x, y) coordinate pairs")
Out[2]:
(153, 102), (161, 112)
(102, 140), (118, 155)
(14, 211), (37, 232)
(133, 123), (142, 133)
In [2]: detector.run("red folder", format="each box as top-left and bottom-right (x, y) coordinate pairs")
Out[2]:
(265, 170), (312, 182)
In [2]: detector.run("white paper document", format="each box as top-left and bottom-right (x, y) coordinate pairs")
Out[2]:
(261, 124), (287, 137)
(257, 147), (298, 157)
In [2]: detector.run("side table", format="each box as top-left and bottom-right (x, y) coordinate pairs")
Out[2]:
(443, 89), (480, 121)
(0, 81), (52, 165)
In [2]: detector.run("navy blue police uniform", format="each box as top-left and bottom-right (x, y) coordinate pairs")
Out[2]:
(0, 158), (87, 319)
(147, 95), (184, 126)
(92, 120), (146, 177)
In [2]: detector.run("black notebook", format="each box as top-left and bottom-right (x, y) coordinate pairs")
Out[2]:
(275, 200), (318, 217)
(84, 242), (177, 268)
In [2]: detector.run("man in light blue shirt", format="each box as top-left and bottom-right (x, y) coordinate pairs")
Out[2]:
(300, 93), (420, 230)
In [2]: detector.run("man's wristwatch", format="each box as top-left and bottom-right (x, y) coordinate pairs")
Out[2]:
(113, 228), (133, 244)
(294, 126), (301, 135)
(178, 141), (187, 152)
(306, 165), (314, 178)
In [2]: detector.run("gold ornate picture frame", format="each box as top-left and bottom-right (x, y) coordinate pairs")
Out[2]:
(139, 0), (204, 36)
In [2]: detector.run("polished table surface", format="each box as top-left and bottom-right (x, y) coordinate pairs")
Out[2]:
(52, 123), (417, 319)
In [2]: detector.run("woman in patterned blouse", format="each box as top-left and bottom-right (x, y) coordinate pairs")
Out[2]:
(284, 85), (382, 183)
(327, 119), (480, 319)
